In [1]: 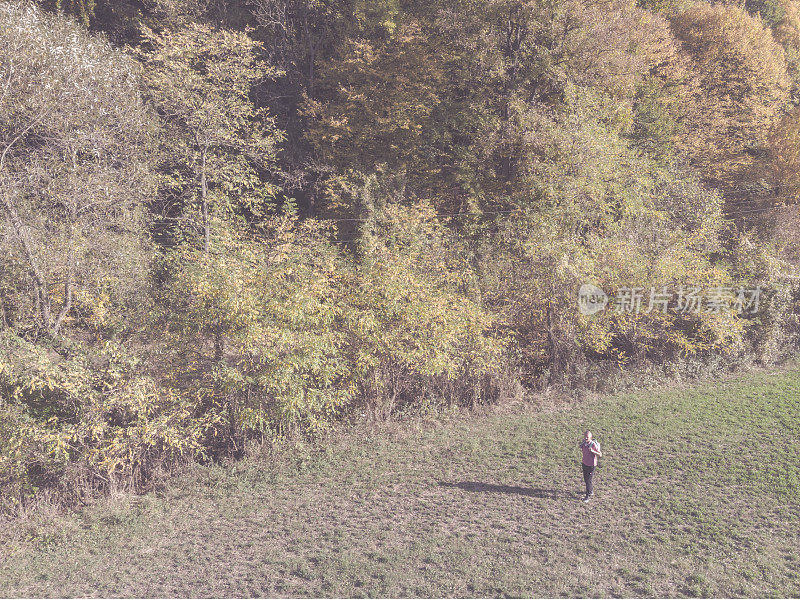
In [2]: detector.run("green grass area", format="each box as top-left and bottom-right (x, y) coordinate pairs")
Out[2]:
(2, 366), (800, 598)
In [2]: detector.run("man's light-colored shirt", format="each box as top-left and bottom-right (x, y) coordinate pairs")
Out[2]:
(581, 440), (600, 467)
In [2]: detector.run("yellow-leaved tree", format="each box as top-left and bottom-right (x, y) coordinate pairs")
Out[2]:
(670, 3), (791, 192)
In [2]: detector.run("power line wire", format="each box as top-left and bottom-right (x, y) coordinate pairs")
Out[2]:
(725, 205), (797, 218)
(319, 208), (525, 222)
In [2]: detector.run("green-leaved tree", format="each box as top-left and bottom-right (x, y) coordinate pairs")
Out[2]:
(137, 23), (285, 251)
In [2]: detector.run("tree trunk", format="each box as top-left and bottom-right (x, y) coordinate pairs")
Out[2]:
(302, 7), (316, 95)
(52, 217), (75, 336)
(214, 330), (224, 362)
(547, 302), (559, 386)
(201, 147), (210, 253)
(1, 197), (52, 334)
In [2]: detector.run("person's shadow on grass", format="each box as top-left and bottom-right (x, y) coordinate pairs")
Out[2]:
(438, 481), (568, 499)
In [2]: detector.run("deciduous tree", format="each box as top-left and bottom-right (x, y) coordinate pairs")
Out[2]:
(136, 23), (284, 251)
(0, 2), (156, 337)
(670, 3), (791, 192)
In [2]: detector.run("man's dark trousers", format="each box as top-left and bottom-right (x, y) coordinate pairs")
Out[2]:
(582, 464), (595, 496)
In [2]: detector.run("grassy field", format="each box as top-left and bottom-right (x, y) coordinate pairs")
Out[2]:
(2, 366), (800, 598)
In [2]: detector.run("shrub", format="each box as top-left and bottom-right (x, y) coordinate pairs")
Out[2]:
(0, 333), (211, 512)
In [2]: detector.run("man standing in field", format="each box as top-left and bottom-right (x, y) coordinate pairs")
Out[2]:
(579, 430), (602, 502)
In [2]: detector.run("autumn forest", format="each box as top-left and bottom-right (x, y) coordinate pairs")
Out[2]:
(1, 0), (800, 510)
